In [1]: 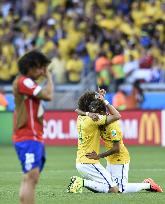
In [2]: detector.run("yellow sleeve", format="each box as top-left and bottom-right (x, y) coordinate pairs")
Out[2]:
(110, 129), (122, 142)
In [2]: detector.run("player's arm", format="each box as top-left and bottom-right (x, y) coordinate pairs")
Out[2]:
(75, 108), (99, 121)
(97, 88), (121, 124)
(36, 70), (54, 101)
(75, 108), (87, 116)
(75, 103), (121, 123)
(86, 141), (120, 160)
(105, 102), (121, 125)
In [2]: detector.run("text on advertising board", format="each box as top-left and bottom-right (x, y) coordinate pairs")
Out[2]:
(139, 113), (160, 144)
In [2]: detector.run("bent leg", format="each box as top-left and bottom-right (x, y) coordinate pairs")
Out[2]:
(106, 162), (151, 193)
(106, 162), (129, 192)
(76, 163), (118, 193)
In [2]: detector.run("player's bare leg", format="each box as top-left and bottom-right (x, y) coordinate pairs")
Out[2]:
(19, 168), (40, 204)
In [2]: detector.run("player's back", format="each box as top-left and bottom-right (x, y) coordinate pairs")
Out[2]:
(76, 115), (106, 164)
(101, 120), (130, 164)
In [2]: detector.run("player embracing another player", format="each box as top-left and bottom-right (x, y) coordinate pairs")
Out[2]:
(67, 88), (163, 194)
(67, 90), (121, 193)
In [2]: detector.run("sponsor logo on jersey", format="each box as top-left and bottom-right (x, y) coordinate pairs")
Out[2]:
(111, 129), (117, 137)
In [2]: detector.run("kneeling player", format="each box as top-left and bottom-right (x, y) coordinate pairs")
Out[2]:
(85, 90), (163, 193)
(67, 91), (121, 193)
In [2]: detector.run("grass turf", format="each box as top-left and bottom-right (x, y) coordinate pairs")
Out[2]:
(0, 145), (165, 204)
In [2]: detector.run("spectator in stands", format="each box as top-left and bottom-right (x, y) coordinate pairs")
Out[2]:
(0, 88), (8, 111)
(48, 51), (67, 84)
(126, 80), (144, 109)
(0, 55), (12, 84)
(150, 58), (163, 83)
(95, 52), (111, 91)
(34, 0), (49, 20)
(86, 35), (100, 61)
(123, 54), (139, 83)
(0, 0), (165, 87)
(66, 51), (83, 83)
(112, 85), (127, 111)
(139, 48), (153, 69)
(111, 53), (125, 91)
(124, 40), (140, 63)
(41, 31), (56, 58)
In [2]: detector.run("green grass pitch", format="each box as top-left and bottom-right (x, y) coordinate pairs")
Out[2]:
(0, 145), (165, 204)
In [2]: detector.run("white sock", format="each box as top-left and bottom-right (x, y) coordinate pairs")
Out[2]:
(84, 179), (109, 193)
(123, 183), (150, 193)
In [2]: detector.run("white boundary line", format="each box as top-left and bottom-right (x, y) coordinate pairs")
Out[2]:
(1, 169), (165, 174)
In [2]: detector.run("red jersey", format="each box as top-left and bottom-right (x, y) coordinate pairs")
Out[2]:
(12, 75), (44, 143)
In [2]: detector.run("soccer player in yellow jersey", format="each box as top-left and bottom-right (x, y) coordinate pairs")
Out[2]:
(67, 91), (121, 193)
(86, 90), (163, 193)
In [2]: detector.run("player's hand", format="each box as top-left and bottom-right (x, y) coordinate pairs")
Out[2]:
(88, 113), (99, 121)
(97, 87), (106, 100)
(85, 151), (100, 160)
(75, 109), (79, 114)
(45, 69), (52, 79)
(98, 87), (106, 96)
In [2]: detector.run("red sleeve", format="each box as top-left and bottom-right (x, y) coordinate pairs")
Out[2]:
(18, 77), (42, 96)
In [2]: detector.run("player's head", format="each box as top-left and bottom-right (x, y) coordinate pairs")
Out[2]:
(18, 50), (50, 79)
(78, 91), (96, 112)
(89, 99), (106, 114)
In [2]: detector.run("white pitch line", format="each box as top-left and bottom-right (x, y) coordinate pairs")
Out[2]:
(131, 169), (165, 172)
(44, 169), (165, 173)
(1, 169), (165, 174)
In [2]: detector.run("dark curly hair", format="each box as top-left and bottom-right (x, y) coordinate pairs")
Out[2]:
(18, 50), (50, 75)
(78, 91), (106, 113)
(78, 91), (96, 112)
(89, 99), (106, 113)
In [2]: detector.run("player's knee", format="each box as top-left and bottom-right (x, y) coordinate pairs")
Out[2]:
(27, 168), (40, 185)
(109, 186), (119, 193)
(31, 170), (40, 184)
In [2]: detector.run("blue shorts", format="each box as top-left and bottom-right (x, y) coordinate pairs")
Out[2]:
(14, 140), (46, 173)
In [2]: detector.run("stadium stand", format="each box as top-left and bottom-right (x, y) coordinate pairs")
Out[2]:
(0, 0), (165, 110)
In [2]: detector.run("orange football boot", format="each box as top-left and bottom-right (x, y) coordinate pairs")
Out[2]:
(143, 178), (163, 192)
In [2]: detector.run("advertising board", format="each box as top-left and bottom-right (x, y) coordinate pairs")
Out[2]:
(43, 110), (162, 146)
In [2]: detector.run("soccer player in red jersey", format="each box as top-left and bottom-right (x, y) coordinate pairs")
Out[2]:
(12, 50), (54, 204)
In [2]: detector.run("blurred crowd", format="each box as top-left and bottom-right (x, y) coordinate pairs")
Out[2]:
(0, 0), (165, 90)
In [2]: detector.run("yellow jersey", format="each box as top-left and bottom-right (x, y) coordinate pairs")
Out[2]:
(101, 121), (130, 164)
(76, 115), (106, 164)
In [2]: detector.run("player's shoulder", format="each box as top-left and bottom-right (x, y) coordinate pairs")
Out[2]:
(18, 76), (36, 88)
(90, 114), (107, 126)
(109, 120), (120, 127)
(19, 76), (33, 84)
(78, 115), (92, 122)
(78, 115), (96, 124)
(78, 115), (106, 124)
(16, 75), (26, 82)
